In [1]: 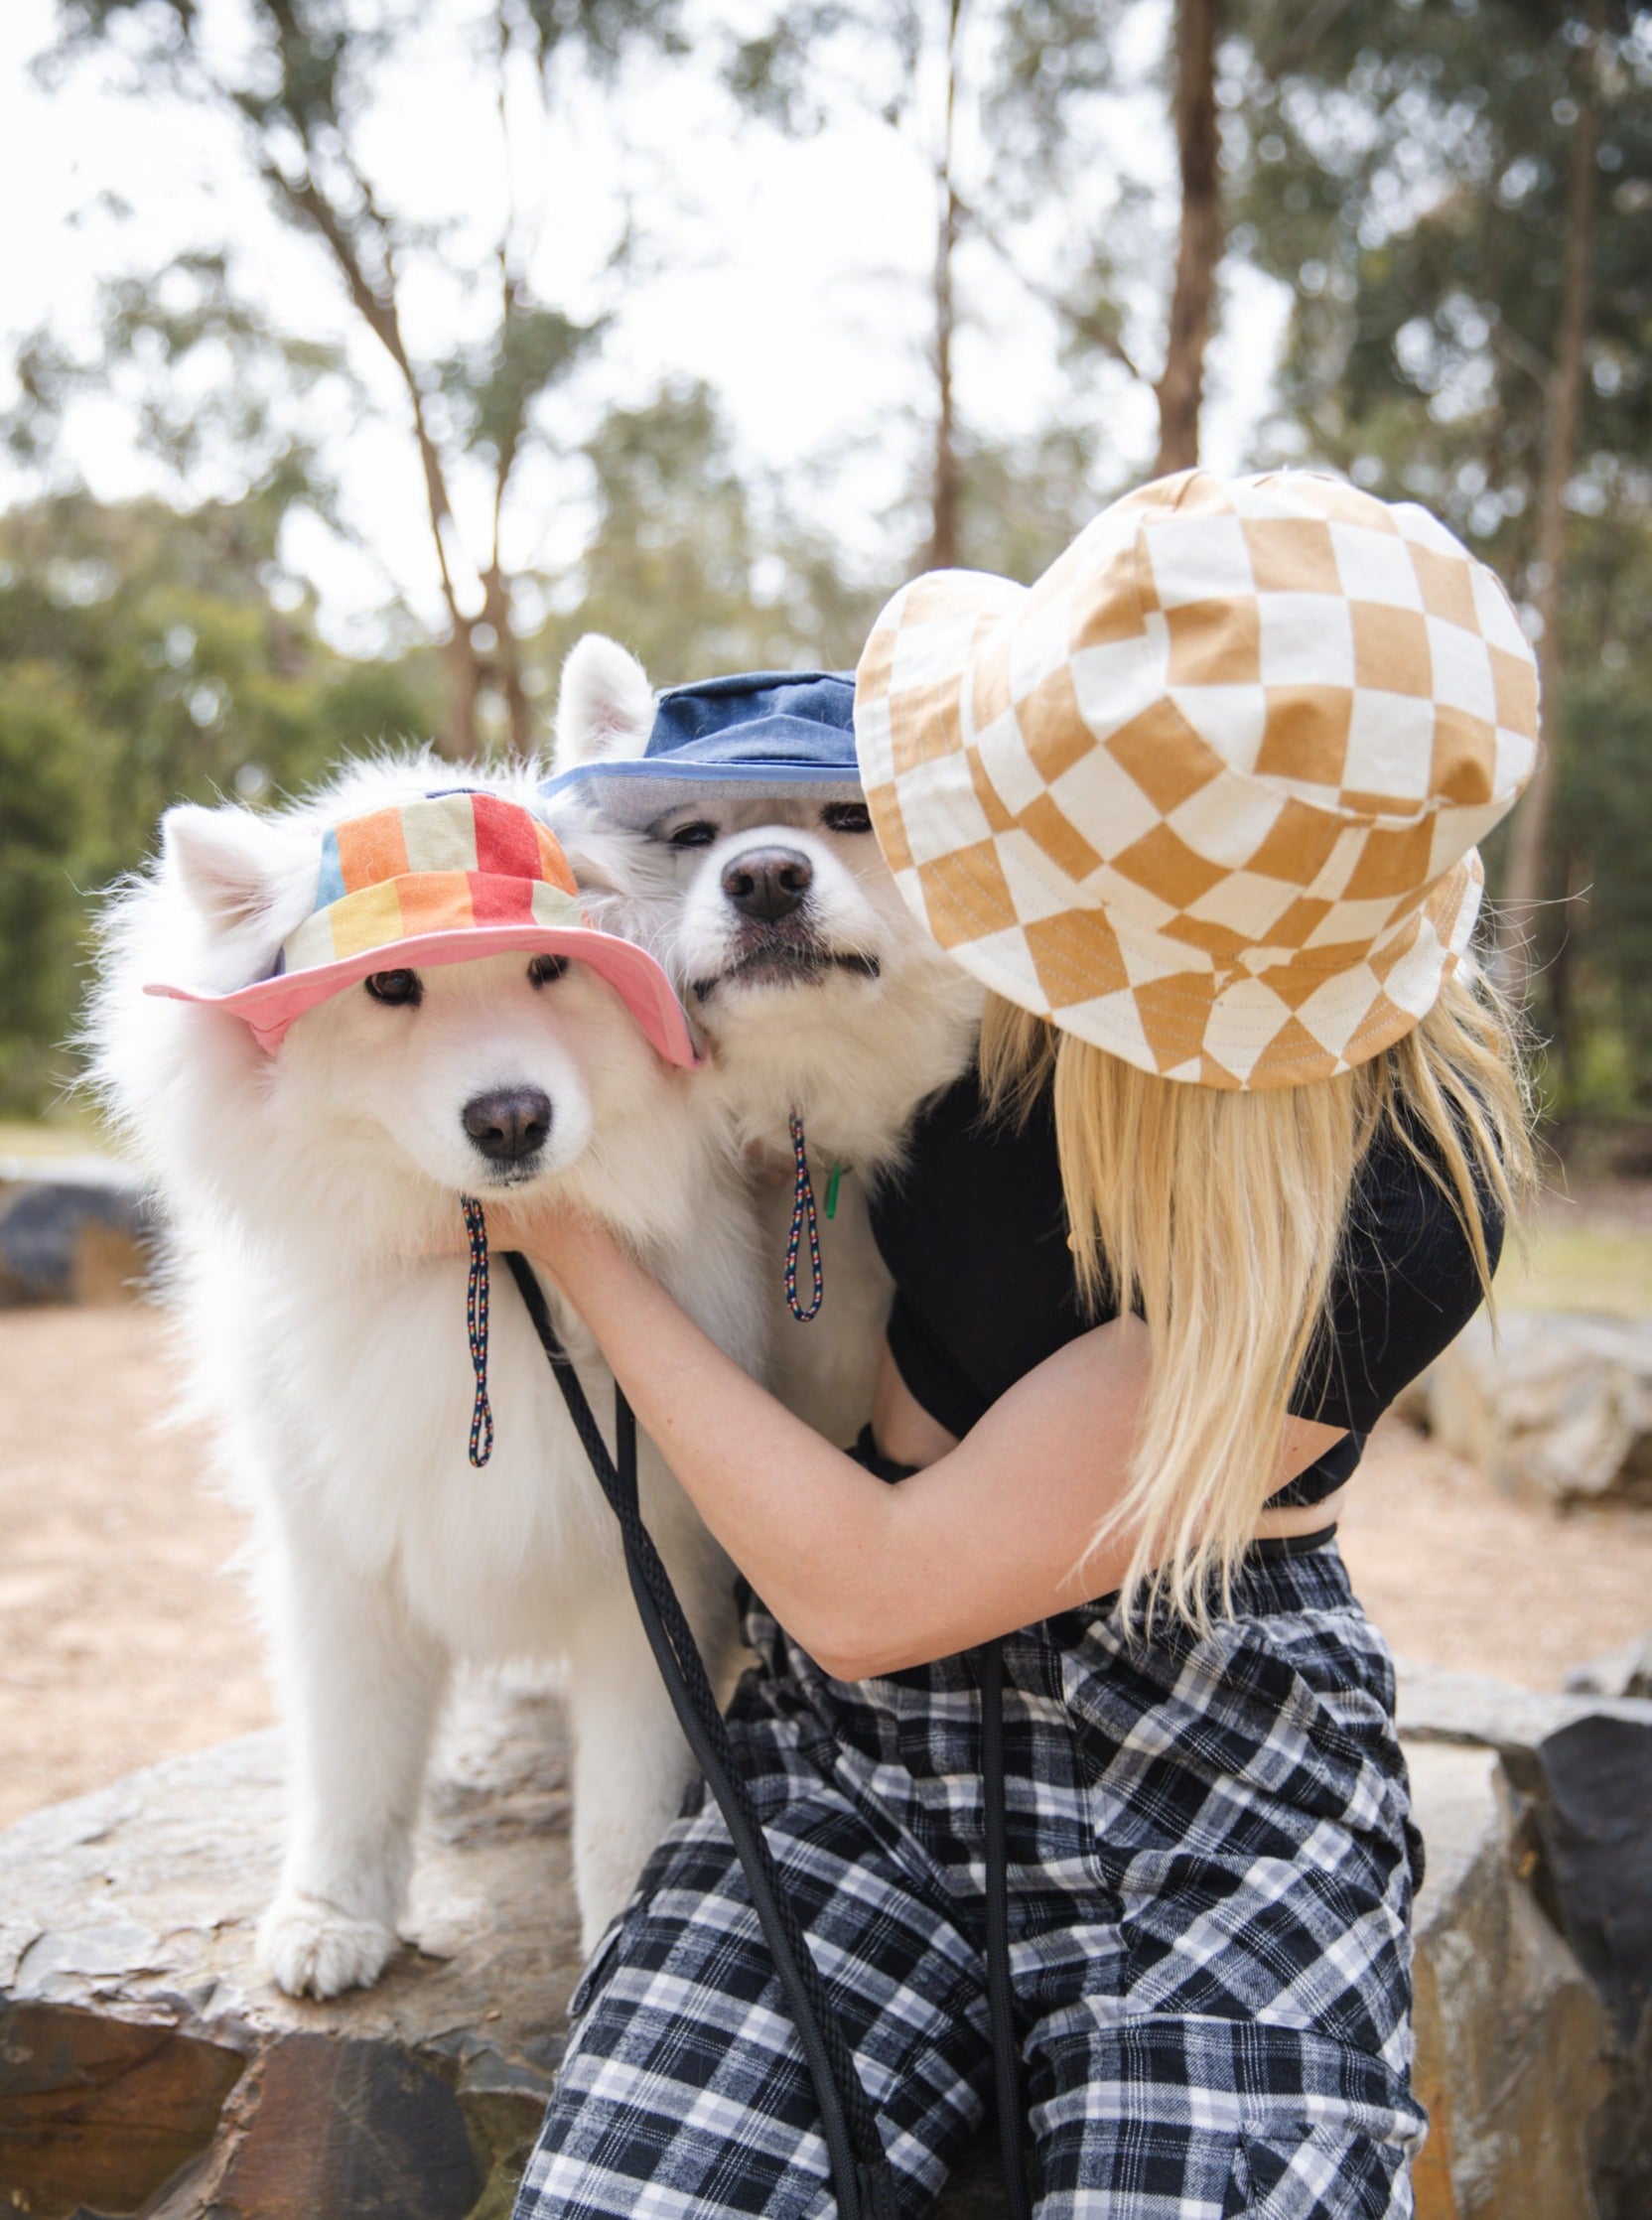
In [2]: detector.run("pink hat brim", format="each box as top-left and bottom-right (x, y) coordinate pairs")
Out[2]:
(145, 923), (701, 1066)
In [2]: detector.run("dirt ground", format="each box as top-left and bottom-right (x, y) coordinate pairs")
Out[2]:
(3, 1297), (1652, 1834)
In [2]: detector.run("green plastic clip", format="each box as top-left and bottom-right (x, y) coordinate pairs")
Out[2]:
(825, 1163), (843, 1220)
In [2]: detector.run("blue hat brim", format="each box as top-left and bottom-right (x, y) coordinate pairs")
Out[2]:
(538, 668), (863, 831)
(540, 757), (862, 830)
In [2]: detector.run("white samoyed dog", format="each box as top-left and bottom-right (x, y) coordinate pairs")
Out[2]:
(90, 754), (766, 1998)
(546, 637), (983, 1449)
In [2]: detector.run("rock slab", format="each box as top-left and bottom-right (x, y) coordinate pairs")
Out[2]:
(0, 1677), (1004, 2220)
(1425, 1310), (1652, 1507)
(0, 1675), (581, 2220)
(5, 1668), (1652, 2217)
(0, 1158), (153, 1306)
(1401, 1665), (1652, 2219)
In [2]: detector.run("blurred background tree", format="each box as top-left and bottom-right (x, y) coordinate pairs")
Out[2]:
(1231, 0), (1652, 1113)
(2, 0), (1649, 1136)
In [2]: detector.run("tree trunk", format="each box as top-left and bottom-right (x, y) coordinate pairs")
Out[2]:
(273, 168), (486, 760)
(1494, 0), (1603, 1001)
(926, 0), (964, 572)
(1153, 0), (1223, 477)
(480, 563), (536, 761)
(443, 625), (485, 762)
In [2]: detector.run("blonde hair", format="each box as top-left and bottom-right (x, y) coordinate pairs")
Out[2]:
(981, 964), (1536, 1631)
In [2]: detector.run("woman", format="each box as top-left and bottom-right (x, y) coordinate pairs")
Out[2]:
(509, 470), (1537, 2218)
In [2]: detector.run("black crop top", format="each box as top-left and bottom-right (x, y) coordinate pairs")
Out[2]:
(866, 1066), (1502, 1507)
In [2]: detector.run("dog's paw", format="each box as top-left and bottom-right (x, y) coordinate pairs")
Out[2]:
(257, 1891), (398, 1999)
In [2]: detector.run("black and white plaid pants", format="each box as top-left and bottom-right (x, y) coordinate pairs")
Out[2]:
(514, 1540), (1426, 2218)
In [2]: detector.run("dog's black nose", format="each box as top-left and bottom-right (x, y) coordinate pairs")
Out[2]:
(722, 847), (813, 923)
(462, 1087), (552, 1163)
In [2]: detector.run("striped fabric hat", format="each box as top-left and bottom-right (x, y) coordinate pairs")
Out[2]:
(854, 470), (1539, 1091)
(147, 788), (699, 1065)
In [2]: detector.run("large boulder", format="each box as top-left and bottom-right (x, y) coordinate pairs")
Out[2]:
(0, 1674), (1003, 2220)
(0, 1673), (579, 2220)
(1568, 1629), (1652, 1704)
(4, 1664), (1650, 2218)
(1424, 1311), (1652, 1507)
(0, 1156), (153, 1306)
(1401, 1665), (1652, 2220)
(1407, 1740), (1612, 2219)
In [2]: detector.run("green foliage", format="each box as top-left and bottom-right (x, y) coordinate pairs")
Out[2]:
(1224, 0), (1652, 1113)
(1232, 2), (1652, 519)
(9, 0), (1652, 1126)
(40, 0), (703, 759)
(0, 489), (439, 1112)
(4, 250), (352, 527)
(951, 422), (1107, 582)
(436, 308), (601, 472)
(529, 380), (883, 685)
(0, 658), (90, 1110)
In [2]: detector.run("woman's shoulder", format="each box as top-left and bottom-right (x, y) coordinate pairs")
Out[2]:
(1351, 1106), (1507, 1270)
(1301, 1108), (1506, 1434)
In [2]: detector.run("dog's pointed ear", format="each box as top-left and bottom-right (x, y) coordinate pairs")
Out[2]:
(161, 803), (314, 932)
(555, 634), (654, 768)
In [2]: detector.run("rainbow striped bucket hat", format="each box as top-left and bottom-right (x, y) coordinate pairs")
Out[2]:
(146, 788), (699, 1065)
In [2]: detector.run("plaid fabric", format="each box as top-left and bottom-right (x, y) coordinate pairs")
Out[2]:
(514, 1543), (1424, 2219)
(854, 471), (1538, 1090)
(279, 791), (583, 972)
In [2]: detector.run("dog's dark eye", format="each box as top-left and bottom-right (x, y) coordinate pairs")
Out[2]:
(669, 820), (720, 849)
(364, 969), (422, 1008)
(822, 802), (873, 836)
(528, 954), (570, 988)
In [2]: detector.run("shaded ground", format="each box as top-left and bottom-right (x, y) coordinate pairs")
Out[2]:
(3, 1272), (1652, 1831)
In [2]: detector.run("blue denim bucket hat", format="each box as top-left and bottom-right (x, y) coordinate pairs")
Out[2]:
(539, 669), (861, 829)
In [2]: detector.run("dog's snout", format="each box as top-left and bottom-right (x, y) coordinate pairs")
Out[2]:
(722, 847), (813, 923)
(462, 1086), (553, 1164)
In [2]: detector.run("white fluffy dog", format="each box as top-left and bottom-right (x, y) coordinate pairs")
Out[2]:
(547, 637), (983, 1448)
(91, 755), (765, 1998)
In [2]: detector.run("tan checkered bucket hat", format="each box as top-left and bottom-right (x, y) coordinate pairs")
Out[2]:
(854, 470), (1539, 1090)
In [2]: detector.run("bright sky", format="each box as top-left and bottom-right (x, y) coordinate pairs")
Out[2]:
(0, 0), (1290, 653)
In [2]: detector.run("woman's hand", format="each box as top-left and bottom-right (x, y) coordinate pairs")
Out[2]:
(481, 1195), (610, 1285)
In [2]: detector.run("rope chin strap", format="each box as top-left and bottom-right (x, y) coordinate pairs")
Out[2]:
(785, 1108), (847, 1323)
(785, 1109), (825, 1321)
(462, 1194), (494, 1466)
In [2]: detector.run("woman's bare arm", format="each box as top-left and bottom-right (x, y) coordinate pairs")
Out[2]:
(510, 1212), (1343, 1678)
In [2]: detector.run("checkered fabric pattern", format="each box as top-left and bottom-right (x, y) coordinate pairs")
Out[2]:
(855, 471), (1539, 1090)
(514, 1544), (1425, 2219)
(279, 791), (582, 973)
(148, 786), (700, 1063)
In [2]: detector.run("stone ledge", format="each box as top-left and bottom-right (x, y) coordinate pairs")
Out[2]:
(0, 1675), (580, 2220)
(1399, 1662), (1652, 2220)
(3, 1668), (1650, 2217)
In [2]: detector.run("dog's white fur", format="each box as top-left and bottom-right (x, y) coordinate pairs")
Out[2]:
(546, 637), (983, 1446)
(90, 752), (766, 1998)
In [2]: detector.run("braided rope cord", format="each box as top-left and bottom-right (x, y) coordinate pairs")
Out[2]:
(785, 1108), (825, 1322)
(462, 1194), (494, 1466)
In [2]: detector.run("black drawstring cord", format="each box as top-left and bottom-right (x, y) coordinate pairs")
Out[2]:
(500, 1250), (896, 2220)
(980, 1637), (1032, 2220)
(462, 1194), (493, 1466)
(471, 1225), (1020, 2219)
(785, 1108), (825, 1321)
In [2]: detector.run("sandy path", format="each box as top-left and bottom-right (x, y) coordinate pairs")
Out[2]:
(0, 1303), (273, 1830)
(2, 1302), (1650, 1832)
